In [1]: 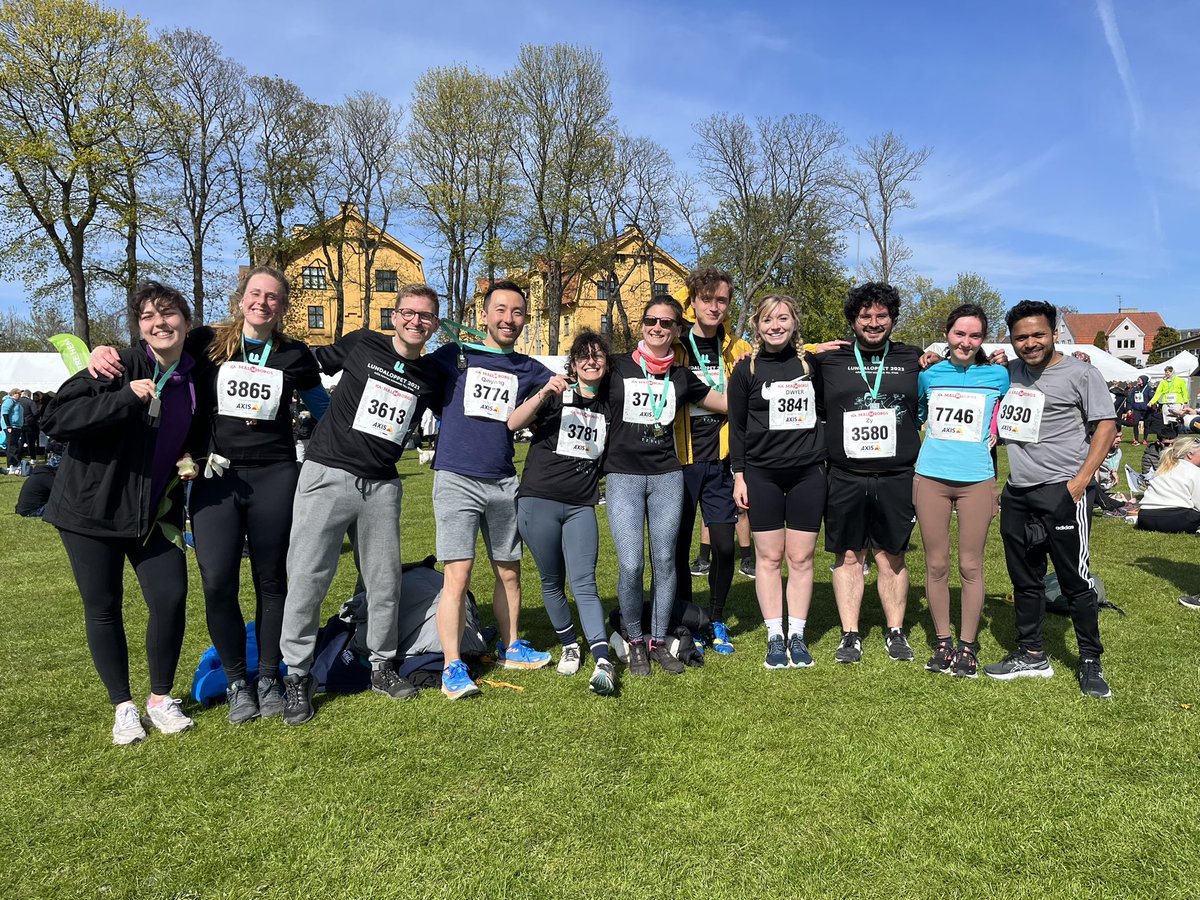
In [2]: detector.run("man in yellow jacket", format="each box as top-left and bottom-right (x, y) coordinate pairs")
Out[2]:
(671, 267), (752, 653)
(1150, 365), (1190, 426)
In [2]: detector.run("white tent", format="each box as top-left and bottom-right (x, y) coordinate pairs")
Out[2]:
(1139, 351), (1198, 379)
(924, 342), (1141, 383)
(0, 352), (73, 393)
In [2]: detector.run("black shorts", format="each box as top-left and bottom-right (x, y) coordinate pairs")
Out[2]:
(744, 463), (826, 533)
(682, 459), (738, 525)
(823, 466), (915, 555)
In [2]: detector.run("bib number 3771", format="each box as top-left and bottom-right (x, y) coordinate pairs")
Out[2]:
(843, 407), (897, 459)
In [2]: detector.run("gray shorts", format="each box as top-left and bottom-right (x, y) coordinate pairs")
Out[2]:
(433, 469), (522, 562)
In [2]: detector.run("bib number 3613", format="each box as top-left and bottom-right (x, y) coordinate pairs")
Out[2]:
(352, 378), (417, 445)
(843, 407), (897, 459)
(217, 361), (283, 421)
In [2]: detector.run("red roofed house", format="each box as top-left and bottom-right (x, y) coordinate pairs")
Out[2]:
(1059, 308), (1166, 366)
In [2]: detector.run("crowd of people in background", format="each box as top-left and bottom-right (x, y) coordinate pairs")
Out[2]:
(6, 264), (1200, 746)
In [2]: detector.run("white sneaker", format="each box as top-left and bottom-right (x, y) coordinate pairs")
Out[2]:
(608, 631), (628, 662)
(145, 695), (194, 734)
(112, 702), (147, 746)
(557, 644), (581, 676)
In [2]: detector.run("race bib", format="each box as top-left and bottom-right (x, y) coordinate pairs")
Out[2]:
(843, 408), (897, 459)
(1165, 393), (1179, 405)
(622, 377), (676, 426)
(926, 389), (986, 443)
(217, 361), (283, 421)
(352, 378), (417, 445)
(463, 368), (518, 421)
(556, 407), (606, 461)
(997, 387), (1045, 443)
(689, 368), (724, 417)
(765, 379), (816, 431)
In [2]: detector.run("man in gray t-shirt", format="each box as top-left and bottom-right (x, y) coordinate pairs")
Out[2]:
(984, 301), (1117, 699)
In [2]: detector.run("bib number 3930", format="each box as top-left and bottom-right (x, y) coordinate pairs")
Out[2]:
(352, 378), (417, 445)
(556, 407), (606, 460)
(217, 361), (283, 421)
(843, 407), (897, 459)
(997, 388), (1045, 443)
(463, 368), (518, 421)
(765, 379), (816, 431)
(926, 389), (985, 443)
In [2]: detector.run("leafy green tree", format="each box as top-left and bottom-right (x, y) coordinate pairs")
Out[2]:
(1152, 325), (1181, 354)
(896, 272), (1004, 348)
(1093, 330), (1108, 350)
(0, 0), (158, 345)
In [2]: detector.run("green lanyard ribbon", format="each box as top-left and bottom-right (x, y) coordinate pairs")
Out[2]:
(440, 319), (514, 355)
(241, 336), (273, 367)
(152, 360), (179, 397)
(853, 341), (889, 403)
(638, 356), (672, 423)
(687, 330), (726, 392)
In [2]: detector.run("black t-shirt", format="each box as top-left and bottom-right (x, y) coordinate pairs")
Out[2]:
(816, 339), (922, 472)
(603, 353), (710, 475)
(728, 347), (827, 471)
(188, 327), (321, 465)
(518, 386), (610, 506)
(682, 327), (726, 462)
(306, 329), (443, 480)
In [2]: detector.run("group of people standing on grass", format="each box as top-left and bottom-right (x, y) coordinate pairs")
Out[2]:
(42, 263), (1128, 746)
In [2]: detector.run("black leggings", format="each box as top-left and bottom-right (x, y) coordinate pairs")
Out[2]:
(1137, 507), (1200, 534)
(59, 527), (188, 705)
(192, 460), (299, 681)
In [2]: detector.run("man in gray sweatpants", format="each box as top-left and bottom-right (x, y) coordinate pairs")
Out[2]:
(278, 285), (444, 725)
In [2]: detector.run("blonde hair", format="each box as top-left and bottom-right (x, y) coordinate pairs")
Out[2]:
(1155, 436), (1200, 476)
(749, 295), (807, 377)
(209, 266), (291, 365)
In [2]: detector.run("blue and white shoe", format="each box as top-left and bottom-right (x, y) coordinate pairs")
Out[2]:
(787, 634), (814, 668)
(764, 635), (788, 669)
(499, 639), (552, 670)
(441, 660), (481, 700)
(708, 621), (735, 655)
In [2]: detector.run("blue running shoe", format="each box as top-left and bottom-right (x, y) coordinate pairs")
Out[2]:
(708, 621), (735, 655)
(499, 639), (552, 670)
(787, 634), (814, 668)
(441, 660), (481, 700)
(764, 635), (788, 669)
(691, 633), (706, 659)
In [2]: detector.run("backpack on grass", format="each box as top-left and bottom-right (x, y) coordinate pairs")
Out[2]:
(1043, 572), (1126, 617)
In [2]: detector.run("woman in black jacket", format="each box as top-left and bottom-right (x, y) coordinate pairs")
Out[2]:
(42, 281), (198, 746)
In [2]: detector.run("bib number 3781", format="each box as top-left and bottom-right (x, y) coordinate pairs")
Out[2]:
(556, 407), (606, 460)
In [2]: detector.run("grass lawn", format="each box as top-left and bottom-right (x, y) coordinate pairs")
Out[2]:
(2, 433), (1198, 898)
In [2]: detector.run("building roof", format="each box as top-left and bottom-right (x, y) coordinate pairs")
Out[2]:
(1063, 311), (1166, 353)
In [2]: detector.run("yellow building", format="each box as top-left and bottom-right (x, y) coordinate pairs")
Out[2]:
(478, 226), (689, 355)
(281, 207), (425, 346)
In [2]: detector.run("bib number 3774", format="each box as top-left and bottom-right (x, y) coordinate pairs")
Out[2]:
(463, 368), (518, 421)
(843, 407), (897, 459)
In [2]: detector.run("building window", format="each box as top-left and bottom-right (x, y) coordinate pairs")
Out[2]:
(307, 305), (324, 329)
(653, 282), (668, 297)
(600, 313), (611, 334)
(375, 269), (398, 293)
(597, 279), (617, 300)
(380, 308), (394, 330)
(301, 266), (327, 290)
(563, 316), (571, 337)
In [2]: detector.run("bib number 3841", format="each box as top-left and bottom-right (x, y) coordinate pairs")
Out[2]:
(463, 368), (518, 421)
(556, 407), (606, 460)
(996, 388), (1045, 443)
(843, 407), (897, 459)
(217, 361), (283, 421)
(352, 378), (417, 445)
(926, 389), (985, 443)
(766, 379), (816, 430)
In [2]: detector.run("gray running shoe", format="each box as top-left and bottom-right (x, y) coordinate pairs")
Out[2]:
(835, 631), (862, 664)
(226, 678), (260, 724)
(1180, 595), (1200, 611)
(283, 673), (316, 726)
(145, 695), (194, 735)
(983, 649), (1054, 681)
(557, 644), (582, 676)
(649, 640), (685, 675)
(257, 676), (285, 718)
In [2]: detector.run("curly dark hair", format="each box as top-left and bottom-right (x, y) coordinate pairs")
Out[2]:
(1004, 299), (1057, 332)
(843, 282), (900, 324)
(127, 280), (191, 333)
(564, 330), (611, 382)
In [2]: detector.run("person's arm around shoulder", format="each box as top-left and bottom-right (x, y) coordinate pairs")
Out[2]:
(508, 374), (569, 431)
(42, 351), (152, 441)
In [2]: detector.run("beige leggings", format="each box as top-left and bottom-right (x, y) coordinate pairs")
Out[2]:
(913, 474), (997, 643)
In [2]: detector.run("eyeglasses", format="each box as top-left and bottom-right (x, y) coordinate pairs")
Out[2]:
(642, 316), (679, 329)
(574, 351), (606, 362)
(395, 308), (438, 325)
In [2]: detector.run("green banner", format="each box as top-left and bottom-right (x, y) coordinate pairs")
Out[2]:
(48, 333), (90, 376)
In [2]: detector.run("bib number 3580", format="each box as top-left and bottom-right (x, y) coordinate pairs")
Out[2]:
(843, 407), (897, 459)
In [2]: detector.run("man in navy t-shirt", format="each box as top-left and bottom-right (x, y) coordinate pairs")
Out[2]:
(429, 280), (556, 698)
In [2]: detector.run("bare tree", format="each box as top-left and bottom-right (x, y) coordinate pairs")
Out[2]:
(693, 112), (844, 335)
(507, 43), (615, 354)
(671, 170), (708, 269)
(840, 130), (930, 286)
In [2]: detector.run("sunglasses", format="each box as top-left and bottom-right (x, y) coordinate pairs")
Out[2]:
(642, 315), (679, 329)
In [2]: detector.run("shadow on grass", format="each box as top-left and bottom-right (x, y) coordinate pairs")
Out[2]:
(1131, 556), (1200, 595)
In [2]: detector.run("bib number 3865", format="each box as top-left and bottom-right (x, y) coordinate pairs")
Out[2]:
(217, 361), (283, 421)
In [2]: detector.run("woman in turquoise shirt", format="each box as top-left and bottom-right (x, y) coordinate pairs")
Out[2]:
(915, 304), (1009, 678)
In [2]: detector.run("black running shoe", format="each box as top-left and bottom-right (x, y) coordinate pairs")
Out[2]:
(834, 631), (862, 664)
(983, 649), (1054, 681)
(1078, 658), (1113, 699)
(648, 640), (685, 675)
(283, 673), (315, 726)
(627, 640), (651, 676)
(885, 627), (914, 662)
(371, 665), (418, 700)
(738, 556), (756, 579)
(951, 645), (979, 679)
(925, 637), (954, 674)
(690, 556), (711, 577)
(1180, 595), (1200, 611)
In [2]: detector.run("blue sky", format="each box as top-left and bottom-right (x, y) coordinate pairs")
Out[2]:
(6, 0), (1198, 327)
